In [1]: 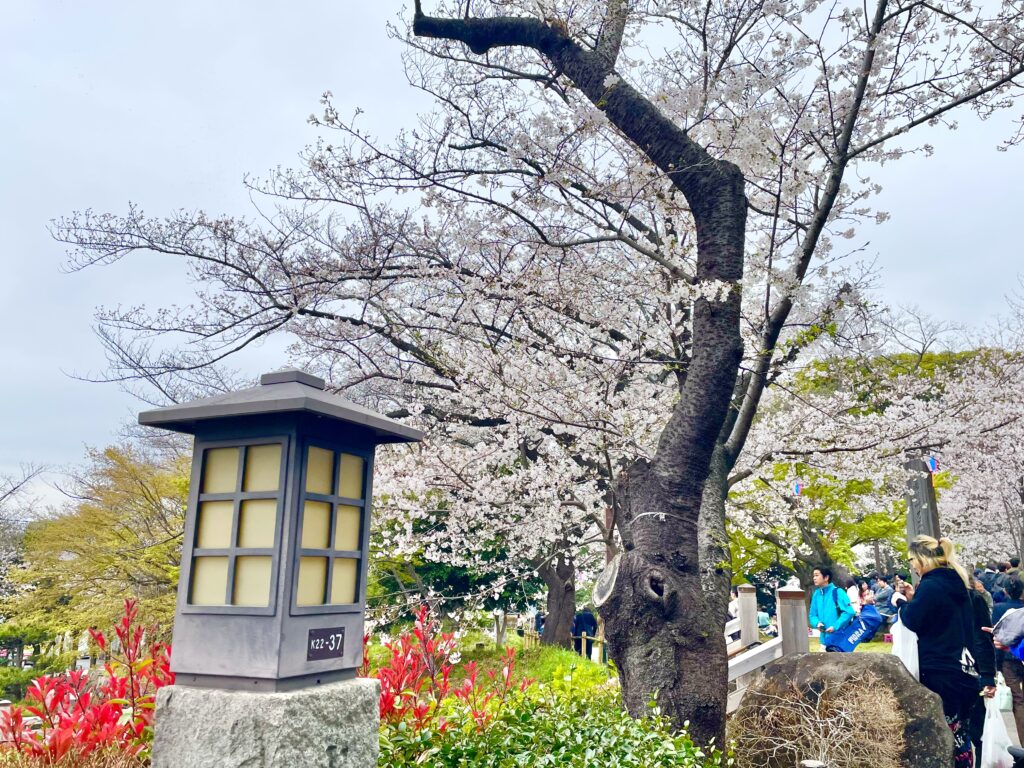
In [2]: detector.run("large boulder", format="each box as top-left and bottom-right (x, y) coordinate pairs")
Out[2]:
(730, 652), (952, 768)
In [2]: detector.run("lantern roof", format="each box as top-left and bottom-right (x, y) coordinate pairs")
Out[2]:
(138, 368), (423, 444)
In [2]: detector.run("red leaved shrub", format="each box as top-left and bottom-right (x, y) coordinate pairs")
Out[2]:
(0, 600), (173, 764)
(361, 605), (531, 733)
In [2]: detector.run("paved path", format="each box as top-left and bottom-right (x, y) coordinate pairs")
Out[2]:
(1006, 709), (1020, 747)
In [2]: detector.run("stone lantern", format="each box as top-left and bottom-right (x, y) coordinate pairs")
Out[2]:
(142, 369), (421, 767)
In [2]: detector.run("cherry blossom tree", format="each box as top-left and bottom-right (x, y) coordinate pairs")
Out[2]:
(54, 0), (1024, 742)
(729, 306), (1024, 585)
(934, 298), (1024, 562)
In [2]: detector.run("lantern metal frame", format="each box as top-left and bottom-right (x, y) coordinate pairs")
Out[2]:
(179, 434), (290, 617)
(288, 435), (374, 616)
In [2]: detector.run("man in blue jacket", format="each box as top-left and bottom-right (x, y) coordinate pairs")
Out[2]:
(808, 566), (857, 651)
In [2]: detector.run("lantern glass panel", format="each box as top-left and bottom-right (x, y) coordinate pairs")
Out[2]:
(306, 447), (334, 495)
(337, 454), (364, 499)
(196, 501), (234, 549)
(233, 556), (272, 607)
(334, 505), (362, 551)
(296, 556), (328, 606)
(242, 444), (282, 492)
(191, 557), (229, 605)
(330, 558), (358, 604)
(301, 501), (331, 549)
(202, 447), (239, 493)
(237, 499), (277, 548)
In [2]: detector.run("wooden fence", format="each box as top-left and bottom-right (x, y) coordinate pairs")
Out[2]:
(520, 582), (809, 713)
(726, 583), (808, 712)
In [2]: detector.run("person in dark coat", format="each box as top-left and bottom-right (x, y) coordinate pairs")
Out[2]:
(992, 577), (1024, 741)
(966, 576), (997, 761)
(980, 562), (1000, 593)
(994, 562), (1014, 603)
(898, 536), (983, 766)
(572, 606), (598, 658)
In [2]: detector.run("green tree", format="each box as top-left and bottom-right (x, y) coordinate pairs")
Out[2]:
(4, 445), (188, 638)
(730, 462), (909, 588)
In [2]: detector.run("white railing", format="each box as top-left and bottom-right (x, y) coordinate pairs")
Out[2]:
(726, 583), (808, 713)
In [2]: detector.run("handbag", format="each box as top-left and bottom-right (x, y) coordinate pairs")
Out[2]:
(981, 697), (1014, 768)
(890, 617), (919, 680)
(824, 605), (884, 653)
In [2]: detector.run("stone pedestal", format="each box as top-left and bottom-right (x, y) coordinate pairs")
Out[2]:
(153, 678), (379, 768)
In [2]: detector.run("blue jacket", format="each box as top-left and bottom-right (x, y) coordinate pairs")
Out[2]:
(809, 583), (856, 646)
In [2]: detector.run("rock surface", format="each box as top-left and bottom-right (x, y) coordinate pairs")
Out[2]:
(153, 678), (379, 768)
(732, 652), (952, 768)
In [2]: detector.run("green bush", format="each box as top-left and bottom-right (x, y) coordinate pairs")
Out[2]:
(0, 653), (77, 702)
(380, 686), (727, 767)
(524, 647), (613, 694)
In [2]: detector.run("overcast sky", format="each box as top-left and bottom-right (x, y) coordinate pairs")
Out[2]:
(2, 1), (1022, 502)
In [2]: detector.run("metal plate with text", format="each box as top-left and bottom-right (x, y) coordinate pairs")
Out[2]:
(307, 626), (346, 661)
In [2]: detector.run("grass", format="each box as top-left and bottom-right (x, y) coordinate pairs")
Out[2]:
(365, 627), (614, 688)
(808, 637), (892, 653)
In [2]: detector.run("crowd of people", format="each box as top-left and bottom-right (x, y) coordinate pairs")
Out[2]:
(808, 542), (1024, 767)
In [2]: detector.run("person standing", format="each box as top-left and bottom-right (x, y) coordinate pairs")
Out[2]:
(898, 536), (985, 766)
(808, 566), (856, 651)
(846, 576), (862, 616)
(992, 577), (1024, 741)
(994, 562), (1014, 602)
(972, 574), (994, 612)
(981, 562), (1000, 593)
(874, 575), (896, 629)
(727, 588), (741, 641)
(966, 576), (997, 761)
(572, 605), (598, 658)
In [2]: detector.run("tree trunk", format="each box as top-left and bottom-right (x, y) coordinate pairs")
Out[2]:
(698, 443), (733, 627)
(538, 553), (576, 648)
(601, 455), (731, 748)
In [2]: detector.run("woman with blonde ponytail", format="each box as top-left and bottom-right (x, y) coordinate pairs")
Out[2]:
(898, 535), (989, 765)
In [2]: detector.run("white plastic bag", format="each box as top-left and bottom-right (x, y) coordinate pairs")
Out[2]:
(981, 697), (1014, 768)
(891, 617), (919, 680)
(997, 672), (1014, 712)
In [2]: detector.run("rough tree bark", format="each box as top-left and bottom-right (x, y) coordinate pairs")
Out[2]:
(414, 4), (747, 746)
(537, 553), (576, 648)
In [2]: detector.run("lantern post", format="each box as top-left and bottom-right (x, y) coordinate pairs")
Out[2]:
(141, 369), (422, 768)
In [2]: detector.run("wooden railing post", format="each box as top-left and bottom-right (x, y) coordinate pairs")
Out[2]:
(738, 584), (758, 648)
(777, 583), (809, 656)
(494, 610), (507, 649)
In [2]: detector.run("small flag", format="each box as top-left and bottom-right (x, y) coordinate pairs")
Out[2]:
(927, 456), (939, 473)
(794, 482), (803, 496)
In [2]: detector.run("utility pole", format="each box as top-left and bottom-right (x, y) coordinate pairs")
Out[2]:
(904, 453), (941, 545)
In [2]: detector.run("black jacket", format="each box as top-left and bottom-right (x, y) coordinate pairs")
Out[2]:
(573, 609), (598, 637)
(969, 589), (996, 687)
(900, 567), (979, 680)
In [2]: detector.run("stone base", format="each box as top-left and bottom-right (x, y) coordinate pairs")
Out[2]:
(153, 678), (379, 768)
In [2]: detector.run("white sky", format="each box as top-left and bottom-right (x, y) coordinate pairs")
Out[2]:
(1, 1), (1022, 502)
